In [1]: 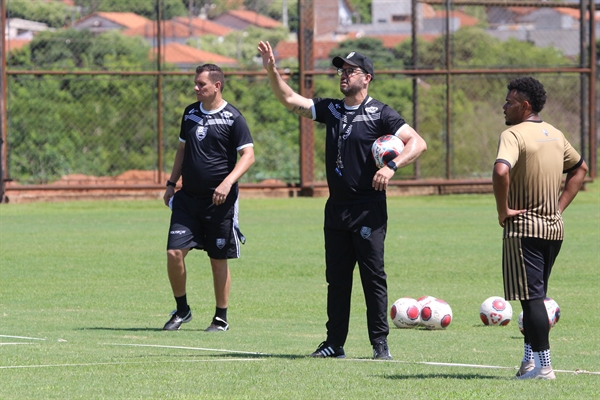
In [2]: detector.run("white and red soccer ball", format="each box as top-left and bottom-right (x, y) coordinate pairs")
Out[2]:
(517, 297), (561, 335)
(390, 297), (421, 328)
(420, 298), (453, 330)
(371, 135), (404, 169)
(479, 296), (513, 326)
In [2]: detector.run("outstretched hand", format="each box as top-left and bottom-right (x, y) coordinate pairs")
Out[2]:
(257, 41), (276, 72)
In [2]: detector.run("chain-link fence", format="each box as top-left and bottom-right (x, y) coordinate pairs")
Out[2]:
(1, 0), (597, 200)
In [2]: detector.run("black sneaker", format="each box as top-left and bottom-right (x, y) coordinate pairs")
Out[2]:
(163, 309), (192, 331)
(204, 316), (229, 332)
(373, 339), (392, 360)
(310, 341), (346, 358)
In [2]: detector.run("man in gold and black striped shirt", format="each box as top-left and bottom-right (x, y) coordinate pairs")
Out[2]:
(493, 77), (588, 380)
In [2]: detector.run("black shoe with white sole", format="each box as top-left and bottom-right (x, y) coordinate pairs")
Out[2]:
(163, 309), (192, 331)
(310, 341), (346, 358)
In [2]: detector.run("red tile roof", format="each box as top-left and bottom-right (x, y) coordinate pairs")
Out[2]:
(555, 7), (600, 21)
(225, 9), (282, 29)
(153, 42), (237, 66)
(172, 17), (232, 36)
(369, 34), (438, 49)
(433, 10), (479, 27)
(89, 12), (152, 29)
(124, 18), (231, 39)
(5, 38), (31, 52)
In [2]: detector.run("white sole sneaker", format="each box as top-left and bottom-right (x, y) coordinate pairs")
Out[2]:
(516, 366), (556, 380)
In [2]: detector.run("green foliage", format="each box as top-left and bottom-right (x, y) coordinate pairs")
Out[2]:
(265, 0), (299, 32)
(13, 29), (152, 70)
(331, 36), (399, 70)
(348, 0), (372, 24)
(75, 0), (188, 20)
(186, 26), (289, 69)
(6, 0), (72, 28)
(402, 27), (572, 69)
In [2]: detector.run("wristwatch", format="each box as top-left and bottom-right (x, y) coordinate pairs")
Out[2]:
(166, 180), (177, 187)
(386, 161), (398, 172)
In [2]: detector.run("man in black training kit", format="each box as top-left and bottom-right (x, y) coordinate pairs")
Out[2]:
(163, 64), (255, 332)
(258, 41), (427, 359)
(493, 77), (587, 379)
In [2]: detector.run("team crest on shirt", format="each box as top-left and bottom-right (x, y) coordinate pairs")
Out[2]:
(365, 106), (379, 113)
(360, 226), (372, 239)
(542, 129), (549, 136)
(216, 238), (226, 249)
(196, 125), (207, 141)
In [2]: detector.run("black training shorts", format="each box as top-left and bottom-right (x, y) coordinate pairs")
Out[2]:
(167, 190), (242, 259)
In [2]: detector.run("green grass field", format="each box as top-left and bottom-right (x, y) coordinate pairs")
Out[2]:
(1, 182), (598, 399)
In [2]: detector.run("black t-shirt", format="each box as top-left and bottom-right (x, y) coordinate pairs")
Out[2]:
(179, 101), (254, 198)
(312, 96), (407, 204)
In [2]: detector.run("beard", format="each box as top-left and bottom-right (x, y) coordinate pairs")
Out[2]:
(340, 80), (363, 97)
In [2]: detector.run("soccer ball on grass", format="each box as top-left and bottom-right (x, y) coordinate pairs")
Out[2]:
(420, 298), (453, 330)
(390, 297), (421, 328)
(479, 296), (513, 326)
(517, 297), (561, 335)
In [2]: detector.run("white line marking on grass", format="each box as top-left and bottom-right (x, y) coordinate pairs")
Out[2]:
(0, 358), (264, 370)
(0, 335), (46, 341)
(342, 358), (600, 375)
(103, 343), (267, 355)
(0, 343), (35, 346)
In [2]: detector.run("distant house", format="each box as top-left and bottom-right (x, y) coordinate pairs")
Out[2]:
(213, 9), (281, 30)
(152, 42), (237, 70)
(314, 0), (356, 38)
(486, 7), (600, 57)
(73, 12), (151, 34)
(123, 18), (232, 46)
(5, 18), (53, 39)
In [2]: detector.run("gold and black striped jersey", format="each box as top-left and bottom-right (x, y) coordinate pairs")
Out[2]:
(495, 120), (583, 240)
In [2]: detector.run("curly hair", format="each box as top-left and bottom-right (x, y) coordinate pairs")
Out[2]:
(507, 77), (547, 113)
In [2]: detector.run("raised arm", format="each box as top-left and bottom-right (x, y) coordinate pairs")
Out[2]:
(257, 41), (314, 119)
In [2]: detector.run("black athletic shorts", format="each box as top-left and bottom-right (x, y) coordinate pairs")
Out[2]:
(167, 190), (242, 259)
(502, 237), (562, 301)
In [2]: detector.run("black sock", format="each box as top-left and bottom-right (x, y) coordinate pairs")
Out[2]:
(215, 307), (227, 322)
(175, 295), (189, 316)
(521, 298), (550, 352)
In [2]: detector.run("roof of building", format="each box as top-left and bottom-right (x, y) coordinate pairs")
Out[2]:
(172, 17), (232, 36)
(153, 42), (237, 66)
(220, 9), (282, 29)
(124, 18), (231, 38)
(5, 38), (31, 52)
(433, 10), (480, 27)
(77, 12), (152, 30)
(369, 33), (439, 49)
